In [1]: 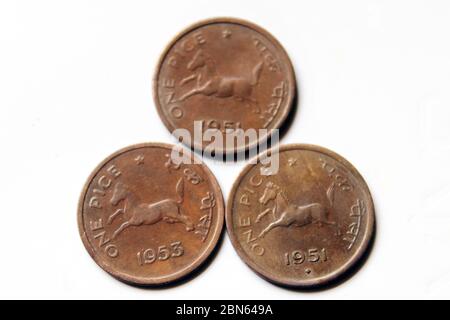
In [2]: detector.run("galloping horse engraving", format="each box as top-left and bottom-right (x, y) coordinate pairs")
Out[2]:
(177, 49), (263, 111)
(257, 182), (340, 238)
(108, 178), (194, 239)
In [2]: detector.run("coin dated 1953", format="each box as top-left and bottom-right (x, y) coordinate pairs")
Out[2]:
(153, 18), (296, 154)
(226, 144), (375, 287)
(78, 143), (224, 285)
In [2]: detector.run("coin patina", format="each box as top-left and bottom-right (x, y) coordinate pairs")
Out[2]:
(153, 18), (296, 154)
(226, 144), (375, 287)
(78, 143), (224, 285)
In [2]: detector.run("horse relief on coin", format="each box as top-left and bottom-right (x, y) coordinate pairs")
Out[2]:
(153, 18), (296, 153)
(227, 144), (375, 287)
(78, 143), (224, 285)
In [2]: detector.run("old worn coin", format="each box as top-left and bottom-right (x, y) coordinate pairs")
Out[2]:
(226, 144), (375, 287)
(153, 18), (296, 154)
(78, 143), (224, 285)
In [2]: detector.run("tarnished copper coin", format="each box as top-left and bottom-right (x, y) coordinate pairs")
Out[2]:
(78, 143), (224, 285)
(153, 18), (296, 154)
(226, 144), (375, 287)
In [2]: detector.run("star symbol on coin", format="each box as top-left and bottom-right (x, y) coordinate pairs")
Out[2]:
(134, 155), (145, 165)
(222, 29), (232, 38)
(288, 158), (297, 167)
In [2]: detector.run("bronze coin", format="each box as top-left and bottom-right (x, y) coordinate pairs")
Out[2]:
(226, 144), (375, 287)
(153, 18), (296, 154)
(78, 143), (224, 285)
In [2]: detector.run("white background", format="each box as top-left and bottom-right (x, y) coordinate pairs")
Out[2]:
(1, 0), (449, 299)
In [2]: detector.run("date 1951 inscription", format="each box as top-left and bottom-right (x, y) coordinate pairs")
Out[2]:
(284, 248), (328, 266)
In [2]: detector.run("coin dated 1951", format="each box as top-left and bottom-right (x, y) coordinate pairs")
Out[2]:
(153, 18), (296, 154)
(226, 144), (375, 287)
(78, 143), (224, 285)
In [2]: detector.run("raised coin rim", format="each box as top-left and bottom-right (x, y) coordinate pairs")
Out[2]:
(152, 17), (296, 154)
(78, 142), (225, 285)
(226, 143), (375, 287)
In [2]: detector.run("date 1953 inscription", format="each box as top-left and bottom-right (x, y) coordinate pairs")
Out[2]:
(137, 241), (184, 266)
